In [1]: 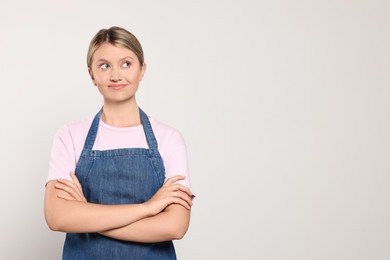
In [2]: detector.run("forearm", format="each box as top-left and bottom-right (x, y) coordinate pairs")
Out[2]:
(100, 204), (191, 243)
(44, 181), (151, 233)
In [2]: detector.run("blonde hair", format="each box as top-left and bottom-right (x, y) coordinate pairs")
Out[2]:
(87, 26), (144, 67)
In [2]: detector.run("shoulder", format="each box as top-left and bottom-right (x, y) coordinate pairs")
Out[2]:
(149, 117), (186, 147)
(53, 117), (94, 144)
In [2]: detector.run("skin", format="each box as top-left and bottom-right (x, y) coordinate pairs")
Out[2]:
(44, 43), (194, 242)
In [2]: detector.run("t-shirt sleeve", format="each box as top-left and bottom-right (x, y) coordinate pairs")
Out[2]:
(163, 130), (192, 190)
(46, 126), (77, 185)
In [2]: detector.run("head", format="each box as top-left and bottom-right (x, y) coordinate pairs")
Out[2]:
(87, 27), (146, 104)
(87, 26), (144, 68)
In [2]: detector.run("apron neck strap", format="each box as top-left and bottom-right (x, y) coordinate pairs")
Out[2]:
(83, 109), (102, 150)
(139, 108), (158, 150)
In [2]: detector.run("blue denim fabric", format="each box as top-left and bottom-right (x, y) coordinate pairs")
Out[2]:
(63, 108), (176, 260)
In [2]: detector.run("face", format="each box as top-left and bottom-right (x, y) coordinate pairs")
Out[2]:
(89, 43), (146, 104)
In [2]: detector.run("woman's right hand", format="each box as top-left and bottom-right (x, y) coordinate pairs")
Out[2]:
(143, 175), (194, 216)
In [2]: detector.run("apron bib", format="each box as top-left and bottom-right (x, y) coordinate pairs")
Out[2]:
(63, 108), (176, 260)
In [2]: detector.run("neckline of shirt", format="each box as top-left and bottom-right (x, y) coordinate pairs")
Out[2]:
(99, 118), (155, 132)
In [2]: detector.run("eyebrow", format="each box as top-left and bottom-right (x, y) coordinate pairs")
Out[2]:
(121, 56), (135, 61)
(95, 56), (135, 63)
(95, 58), (109, 63)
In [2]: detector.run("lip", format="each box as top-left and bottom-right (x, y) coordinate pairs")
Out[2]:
(108, 83), (127, 90)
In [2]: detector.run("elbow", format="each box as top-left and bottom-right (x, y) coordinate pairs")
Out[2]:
(45, 213), (61, 231)
(164, 205), (191, 240)
(171, 224), (189, 240)
(46, 218), (69, 232)
(44, 183), (67, 232)
(47, 221), (61, 232)
(172, 231), (186, 240)
(45, 210), (66, 232)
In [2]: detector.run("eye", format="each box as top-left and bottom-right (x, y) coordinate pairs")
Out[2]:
(99, 63), (110, 70)
(122, 61), (131, 68)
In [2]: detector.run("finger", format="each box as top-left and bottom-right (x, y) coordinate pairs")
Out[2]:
(58, 177), (84, 199)
(70, 172), (84, 195)
(54, 182), (80, 200)
(57, 193), (86, 202)
(163, 175), (186, 187)
(169, 184), (193, 197)
(174, 191), (193, 207)
(56, 179), (82, 199)
(171, 197), (192, 210)
(57, 178), (76, 187)
(57, 193), (76, 201)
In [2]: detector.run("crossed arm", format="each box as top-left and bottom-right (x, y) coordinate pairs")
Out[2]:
(44, 173), (193, 243)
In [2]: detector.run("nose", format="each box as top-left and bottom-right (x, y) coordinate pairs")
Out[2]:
(110, 66), (121, 82)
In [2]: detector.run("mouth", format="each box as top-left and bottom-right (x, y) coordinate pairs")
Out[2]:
(108, 84), (127, 90)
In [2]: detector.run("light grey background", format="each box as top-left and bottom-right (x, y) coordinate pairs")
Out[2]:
(1, 0), (389, 259)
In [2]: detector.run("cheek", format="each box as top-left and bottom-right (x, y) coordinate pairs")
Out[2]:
(130, 71), (144, 82)
(93, 74), (109, 85)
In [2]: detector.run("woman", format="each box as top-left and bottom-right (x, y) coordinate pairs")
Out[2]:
(44, 26), (194, 259)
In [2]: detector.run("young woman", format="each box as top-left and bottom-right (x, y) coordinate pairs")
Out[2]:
(44, 26), (194, 259)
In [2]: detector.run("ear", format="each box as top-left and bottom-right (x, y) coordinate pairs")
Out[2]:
(88, 67), (96, 85)
(139, 63), (146, 82)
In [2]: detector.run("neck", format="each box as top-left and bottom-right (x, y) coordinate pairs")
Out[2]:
(101, 98), (141, 127)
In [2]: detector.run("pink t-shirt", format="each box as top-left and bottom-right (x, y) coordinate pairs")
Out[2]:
(46, 116), (191, 189)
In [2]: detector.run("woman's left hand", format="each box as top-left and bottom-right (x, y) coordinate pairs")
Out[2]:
(54, 172), (87, 202)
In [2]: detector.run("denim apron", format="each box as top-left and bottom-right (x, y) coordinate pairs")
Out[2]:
(63, 108), (176, 260)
